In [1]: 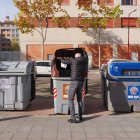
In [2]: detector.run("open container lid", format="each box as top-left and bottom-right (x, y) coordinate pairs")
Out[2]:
(55, 48), (84, 58)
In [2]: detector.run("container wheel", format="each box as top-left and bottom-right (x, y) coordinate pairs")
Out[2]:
(131, 105), (136, 112)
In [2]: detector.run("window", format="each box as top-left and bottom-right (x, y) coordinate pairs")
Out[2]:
(121, 0), (137, 5)
(1, 29), (5, 32)
(6, 29), (11, 32)
(121, 18), (136, 27)
(12, 29), (15, 33)
(112, 44), (118, 59)
(78, 0), (92, 6)
(131, 52), (138, 61)
(98, 0), (114, 5)
(12, 34), (15, 37)
(48, 54), (53, 61)
(61, 0), (70, 5)
(36, 62), (51, 67)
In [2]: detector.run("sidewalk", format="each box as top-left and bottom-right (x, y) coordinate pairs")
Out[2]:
(0, 70), (140, 140)
(1, 113), (140, 140)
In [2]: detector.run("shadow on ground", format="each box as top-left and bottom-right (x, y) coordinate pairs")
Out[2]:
(84, 75), (107, 115)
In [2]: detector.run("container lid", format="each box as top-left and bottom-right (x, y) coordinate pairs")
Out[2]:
(108, 62), (140, 78)
(0, 61), (34, 75)
(55, 48), (84, 58)
(52, 77), (71, 80)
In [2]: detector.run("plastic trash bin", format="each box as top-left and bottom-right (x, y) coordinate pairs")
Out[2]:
(51, 48), (88, 114)
(0, 61), (36, 110)
(100, 59), (133, 107)
(52, 77), (87, 114)
(100, 60), (140, 112)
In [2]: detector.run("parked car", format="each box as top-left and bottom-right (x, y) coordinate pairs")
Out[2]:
(35, 60), (51, 76)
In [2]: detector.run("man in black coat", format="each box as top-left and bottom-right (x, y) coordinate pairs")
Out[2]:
(61, 50), (88, 123)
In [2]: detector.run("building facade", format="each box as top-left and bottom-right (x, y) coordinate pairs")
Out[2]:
(19, 0), (140, 67)
(0, 16), (19, 51)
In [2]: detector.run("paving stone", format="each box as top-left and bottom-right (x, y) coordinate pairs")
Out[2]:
(127, 132), (140, 139)
(100, 132), (115, 139)
(42, 131), (57, 139)
(109, 126), (124, 132)
(86, 132), (101, 139)
(122, 126), (137, 132)
(0, 132), (14, 139)
(12, 131), (29, 139)
(57, 132), (71, 139)
(84, 126), (97, 132)
(18, 125), (33, 131)
(31, 126), (45, 131)
(72, 132), (86, 140)
(114, 132), (130, 139)
(27, 131), (43, 139)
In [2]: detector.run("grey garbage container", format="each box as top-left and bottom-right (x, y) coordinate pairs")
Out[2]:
(0, 61), (36, 110)
(100, 60), (140, 112)
(51, 48), (88, 114)
(52, 77), (87, 114)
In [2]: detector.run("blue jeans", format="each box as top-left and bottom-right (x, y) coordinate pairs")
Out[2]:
(68, 81), (84, 119)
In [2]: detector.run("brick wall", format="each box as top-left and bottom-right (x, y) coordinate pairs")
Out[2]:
(26, 44), (73, 60)
(32, 17), (139, 28)
(79, 44), (112, 67)
(27, 44), (140, 67)
(118, 44), (140, 60)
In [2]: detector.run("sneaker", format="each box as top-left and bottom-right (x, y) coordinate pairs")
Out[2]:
(68, 118), (77, 123)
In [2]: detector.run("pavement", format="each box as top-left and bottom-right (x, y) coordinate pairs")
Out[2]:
(0, 69), (140, 140)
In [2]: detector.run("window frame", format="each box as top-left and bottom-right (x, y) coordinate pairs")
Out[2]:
(121, 0), (137, 5)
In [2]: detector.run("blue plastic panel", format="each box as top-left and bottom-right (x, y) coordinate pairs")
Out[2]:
(109, 62), (140, 76)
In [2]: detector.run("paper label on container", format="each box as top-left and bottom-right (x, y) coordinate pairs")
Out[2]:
(0, 78), (9, 89)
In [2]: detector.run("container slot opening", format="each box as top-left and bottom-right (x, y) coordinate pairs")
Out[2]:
(52, 48), (85, 77)
(55, 59), (71, 77)
(121, 69), (140, 76)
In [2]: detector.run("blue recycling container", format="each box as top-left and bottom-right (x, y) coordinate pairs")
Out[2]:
(101, 61), (140, 112)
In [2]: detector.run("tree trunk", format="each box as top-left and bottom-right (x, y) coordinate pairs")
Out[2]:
(42, 40), (45, 60)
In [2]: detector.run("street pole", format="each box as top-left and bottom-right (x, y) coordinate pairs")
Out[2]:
(127, 9), (136, 59)
(128, 15), (130, 59)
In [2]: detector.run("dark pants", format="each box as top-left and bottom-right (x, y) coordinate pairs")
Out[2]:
(68, 80), (84, 119)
